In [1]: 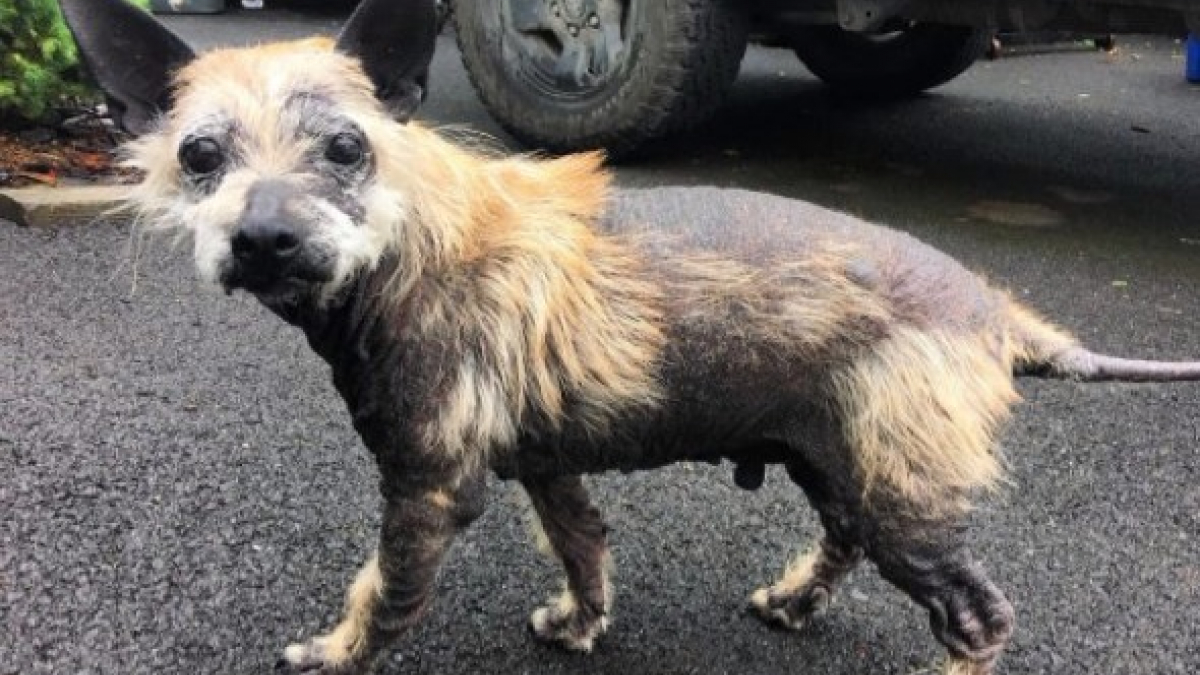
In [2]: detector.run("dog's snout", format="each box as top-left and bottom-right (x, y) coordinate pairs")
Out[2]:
(221, 178), (337, 297)
(234, 180), (306, 265)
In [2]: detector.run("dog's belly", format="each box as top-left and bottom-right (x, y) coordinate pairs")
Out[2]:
(494, 415), (796, 481)
(492, 343), (833, 482)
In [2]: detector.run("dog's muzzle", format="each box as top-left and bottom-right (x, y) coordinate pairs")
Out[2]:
(220, 179), (334, 298)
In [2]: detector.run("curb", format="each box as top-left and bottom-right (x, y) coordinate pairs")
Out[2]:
(0, 184), (132, 228)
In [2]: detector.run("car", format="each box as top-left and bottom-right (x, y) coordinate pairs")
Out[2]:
(452, 0), (1195, 157)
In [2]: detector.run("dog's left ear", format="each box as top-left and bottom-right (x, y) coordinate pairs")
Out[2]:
(335, 0), (439, 122)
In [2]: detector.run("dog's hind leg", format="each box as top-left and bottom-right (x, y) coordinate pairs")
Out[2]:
(750, 534), (863, 630)
(522, 475), (611, 652)
(750, 457), (864, 631)
(867, 517), (1015, 675)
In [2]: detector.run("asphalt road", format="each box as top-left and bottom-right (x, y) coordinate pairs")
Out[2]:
(3, 8), (1199, 675)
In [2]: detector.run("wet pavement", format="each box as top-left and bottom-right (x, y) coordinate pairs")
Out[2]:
(3, 7), (1198, 675)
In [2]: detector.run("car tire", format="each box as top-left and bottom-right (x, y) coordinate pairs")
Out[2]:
(792, 23), (992, 99)
(454, 0), (748, 157)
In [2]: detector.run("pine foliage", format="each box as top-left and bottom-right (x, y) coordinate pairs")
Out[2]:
(0, 0), (151, 123)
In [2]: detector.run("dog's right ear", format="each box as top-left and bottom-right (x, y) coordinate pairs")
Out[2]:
(59, 0), (195, 135)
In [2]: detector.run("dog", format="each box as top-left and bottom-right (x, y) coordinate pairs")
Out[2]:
(60, 1), (1199, 673)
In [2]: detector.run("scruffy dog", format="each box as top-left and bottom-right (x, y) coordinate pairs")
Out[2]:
(62, 1), (1199, 673)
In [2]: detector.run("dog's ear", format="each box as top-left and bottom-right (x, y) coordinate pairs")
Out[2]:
(335, 0), (439, 122)
(58, 0), (195, 135)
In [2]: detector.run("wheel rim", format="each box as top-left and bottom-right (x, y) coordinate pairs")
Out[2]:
(502, 0), (633, 101)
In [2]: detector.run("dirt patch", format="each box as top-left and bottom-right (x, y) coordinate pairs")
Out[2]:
(966, 200), (1066, 228)
(0, 112), (142, 188)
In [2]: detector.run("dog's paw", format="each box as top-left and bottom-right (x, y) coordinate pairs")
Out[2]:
(275, 637), (361, 675)
(942, 656), (995, 675)
(528, 601), (607, 652)
(749, 583), (830, 631)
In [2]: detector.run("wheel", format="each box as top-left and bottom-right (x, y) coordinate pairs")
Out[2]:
(792, 23), (992, 99)
(454, 0), (748, 157)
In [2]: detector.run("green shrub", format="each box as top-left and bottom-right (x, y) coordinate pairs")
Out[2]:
(0, 0), (151, 124)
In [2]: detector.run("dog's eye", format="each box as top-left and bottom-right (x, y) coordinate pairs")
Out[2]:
(325, 133), (364, 166)
(178, 137), (224, 176)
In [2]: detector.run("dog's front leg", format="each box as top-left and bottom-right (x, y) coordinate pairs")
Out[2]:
(523, 475), (611, 652)
(280, 475), (486, 674)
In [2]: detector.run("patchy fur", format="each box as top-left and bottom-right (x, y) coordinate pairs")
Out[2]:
(831, 328), (1020, 514)
(64, 2), (1200, 673)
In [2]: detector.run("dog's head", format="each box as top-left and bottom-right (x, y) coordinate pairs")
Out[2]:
(60, 0), (439, 305)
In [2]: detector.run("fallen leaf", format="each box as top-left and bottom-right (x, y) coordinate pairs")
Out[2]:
(15, 170), (58, 186)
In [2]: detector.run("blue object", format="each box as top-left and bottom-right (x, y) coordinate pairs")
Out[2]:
(1187, 34), (1200, 83)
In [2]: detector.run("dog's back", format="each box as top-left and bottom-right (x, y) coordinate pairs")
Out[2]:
(606, 186), (1004, 334)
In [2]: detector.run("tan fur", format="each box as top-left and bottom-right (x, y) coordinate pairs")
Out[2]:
(283, 553), (383, 666)
(425, 489), (454, 510)
(943, 656), (990, 675)
(386, 143), (666, 461)
(1003, 297), (1080, 367)
(831, 328), (1020, 515)
(661, 247), (892, 354)
(777, 549), (821, 592)
(126, 38), (374, 214)
(128, 32), (1015, 508)
(749, 549), (822, 631)
(529, 570), (613, 652)
(122, 40), (396, 286)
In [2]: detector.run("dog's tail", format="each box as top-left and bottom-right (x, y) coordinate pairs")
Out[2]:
(1007, 301), (1200, 382)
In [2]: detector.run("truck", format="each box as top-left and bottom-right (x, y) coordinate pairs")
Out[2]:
(452, 0), (1195, 156)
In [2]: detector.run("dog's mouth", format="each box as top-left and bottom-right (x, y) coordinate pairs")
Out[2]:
(219, 256), (335, 303)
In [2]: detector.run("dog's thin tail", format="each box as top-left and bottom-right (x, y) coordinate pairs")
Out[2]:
(1007, 300), (1200, 382)
(1021, 346), (1200, 382)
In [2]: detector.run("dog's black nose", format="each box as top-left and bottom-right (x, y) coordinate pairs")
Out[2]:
(233, 180), (305, 265)
(232, 221), (301, 263)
